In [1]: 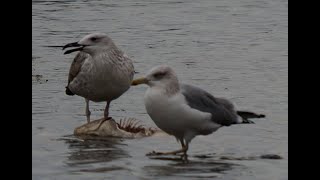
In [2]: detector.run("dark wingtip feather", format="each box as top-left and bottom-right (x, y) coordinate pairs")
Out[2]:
(257, 114), (266, 118)
(237, 111), (266, 119)
(65, 86), (75, 96)
(237, 111), (265, 124)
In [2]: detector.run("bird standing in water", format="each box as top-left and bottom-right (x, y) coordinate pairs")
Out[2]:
(63, 33), (134, 128)
(132, 65), (265, 159)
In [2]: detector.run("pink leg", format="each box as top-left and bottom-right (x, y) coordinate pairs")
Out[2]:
(94, 101), (112, 130)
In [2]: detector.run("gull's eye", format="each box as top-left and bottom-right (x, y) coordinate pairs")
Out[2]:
(153, 72), (166, 79)
(91, 37), (98, 41)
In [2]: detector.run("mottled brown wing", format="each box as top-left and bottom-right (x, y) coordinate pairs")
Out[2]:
(68, 52), (89, 85)
(65, 52), (90, 95)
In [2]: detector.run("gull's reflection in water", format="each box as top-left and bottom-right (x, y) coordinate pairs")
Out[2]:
(144, 154), (238, 179)
(59, 135), (130, 172)
(144, 152), (282, 178)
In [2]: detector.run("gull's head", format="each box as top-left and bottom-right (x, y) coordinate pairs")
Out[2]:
(132, 65), (179, 91)
(63, 33), (115, 55)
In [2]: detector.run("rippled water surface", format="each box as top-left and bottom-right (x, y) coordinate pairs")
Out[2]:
(32, 0), (288, 179)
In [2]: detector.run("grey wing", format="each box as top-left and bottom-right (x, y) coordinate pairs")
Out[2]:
(67, 52), (90, 85)
(215, 97), (237, 113)
(180, 84), (238, 126)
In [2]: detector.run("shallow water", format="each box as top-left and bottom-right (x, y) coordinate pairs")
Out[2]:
(32, 0), (288, 179)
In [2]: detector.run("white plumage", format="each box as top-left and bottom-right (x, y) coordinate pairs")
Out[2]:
(144, 88), (220, 142)
(132, 65), (265, 158)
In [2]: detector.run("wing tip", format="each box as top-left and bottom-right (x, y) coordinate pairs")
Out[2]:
(65, 86), (75, 96)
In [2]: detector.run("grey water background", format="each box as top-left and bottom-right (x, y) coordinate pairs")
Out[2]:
(32, 0), (288, 179)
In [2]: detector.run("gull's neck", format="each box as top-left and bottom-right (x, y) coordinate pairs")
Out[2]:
(153, 79), (180, 97)
(90, 40), (122, 57)
(91, 46), (124, 63)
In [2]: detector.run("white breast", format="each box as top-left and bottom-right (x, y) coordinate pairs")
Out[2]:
(144, 88), (219, 138)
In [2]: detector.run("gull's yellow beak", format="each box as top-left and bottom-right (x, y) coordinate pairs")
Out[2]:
(131, 77), (148, 86)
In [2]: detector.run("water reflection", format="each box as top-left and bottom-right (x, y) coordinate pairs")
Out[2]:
(143, 152), (282, 178)
(59, 135), (130, 171)
(143, 156), (236, 179)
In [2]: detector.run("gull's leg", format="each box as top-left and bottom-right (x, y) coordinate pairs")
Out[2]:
(103, 101), (110, 119)
(147, 139), (189, 156)
(85, 99), (91, 123)
(181, 141), (189, 162)
(94, 101), (112, 130)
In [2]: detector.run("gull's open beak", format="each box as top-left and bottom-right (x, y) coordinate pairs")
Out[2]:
(63, 42), (85, 55)
(131, 77), (148, 86)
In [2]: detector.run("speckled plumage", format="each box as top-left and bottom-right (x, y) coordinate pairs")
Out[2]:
(64, 33), (134, 123)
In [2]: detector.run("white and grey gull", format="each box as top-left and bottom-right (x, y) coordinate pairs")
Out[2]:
(63, 33), (134, 128)
(131, 65), (265, 158)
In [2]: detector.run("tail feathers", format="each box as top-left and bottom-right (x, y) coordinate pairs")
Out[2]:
(65, 86), (75, 96)
(237, 111), (265, 124)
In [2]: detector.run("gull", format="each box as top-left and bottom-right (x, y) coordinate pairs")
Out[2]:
(131, 65), (265, 158)
(63, 33), (134, 128)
